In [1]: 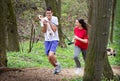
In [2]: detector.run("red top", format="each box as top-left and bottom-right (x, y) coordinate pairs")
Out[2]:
(74, 26), (88, 50)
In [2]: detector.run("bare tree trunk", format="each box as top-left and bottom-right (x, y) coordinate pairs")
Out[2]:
(6, 0), (20, 52)
(0, 0), (7, 67)
(110, 0), (117, 43)
(83, 0), (112, 81)
(28, 21), (36, 53)
(45, 0), (66, 48)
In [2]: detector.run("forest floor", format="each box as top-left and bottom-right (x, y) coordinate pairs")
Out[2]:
(0, 66), (120, 81)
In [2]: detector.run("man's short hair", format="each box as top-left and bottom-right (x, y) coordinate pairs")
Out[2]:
(46, 7), (52, 11)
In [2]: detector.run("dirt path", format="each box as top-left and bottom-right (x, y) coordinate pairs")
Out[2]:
(0, 67), (120, 81)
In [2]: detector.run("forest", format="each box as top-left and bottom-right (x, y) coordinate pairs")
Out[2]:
(0, 0), (120, 81)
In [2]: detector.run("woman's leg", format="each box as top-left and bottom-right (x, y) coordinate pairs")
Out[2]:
(81, 50), (87, 61)
(74, 46), (81, 68)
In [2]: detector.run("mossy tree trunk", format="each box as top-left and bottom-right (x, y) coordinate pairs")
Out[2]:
(83, 0), (112, 81)
(6, 0), (20, 52)
(0, 0), (7, 67)
(45, 0), (66, 48)
(103, 52), (114, 80)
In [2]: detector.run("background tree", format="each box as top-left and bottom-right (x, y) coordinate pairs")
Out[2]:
(83, 0), (112, 81)
(0, 0), (7, 67)
(103, 52), (114, 80)
(114, 0), (120, 65)
(110, 0), (117, 43)
(45, 0), (66, 47)
(6, 0), (20, 52)
(102, 0), (117, 80)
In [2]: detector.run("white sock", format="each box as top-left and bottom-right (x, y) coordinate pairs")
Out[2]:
(55, 62), (60, 66)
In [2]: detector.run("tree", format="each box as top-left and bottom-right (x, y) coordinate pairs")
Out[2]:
(45, 0), (66, 47)
(110, 0), (117, 43)
(103, 52), (114, 80)
(0, 0), (7, 67)
(6, 0), (20, 51)
(114, 0), (120, 68)
(83, 0), (112, 81)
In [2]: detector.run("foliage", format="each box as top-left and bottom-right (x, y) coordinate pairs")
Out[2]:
(114, 0), (120, 65)
(7, 41), (85, 68)
(61, 0), (88, 40)
(62, 0), (88, 18)
(7, 41), (119, 68)
(7, 41), (75, 68)
(13, 0), (88, 42)
(70, 77), (83, 81)
(1, 0), (119, 80)
(8, 0), (90, 68)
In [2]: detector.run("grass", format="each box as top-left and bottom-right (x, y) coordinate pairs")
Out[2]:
(7, 41), (119, 69)
(7, 41), (76, 68)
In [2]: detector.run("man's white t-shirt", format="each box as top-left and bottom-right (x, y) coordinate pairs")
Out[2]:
(41, 16), (59, 41)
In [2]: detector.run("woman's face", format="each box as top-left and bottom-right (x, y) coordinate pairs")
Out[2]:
(75, 20), (81, 27)
(46, 11), (53, 20)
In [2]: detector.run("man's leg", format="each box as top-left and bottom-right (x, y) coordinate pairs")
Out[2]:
(47, 41), (58, 67)
(48, 51), (61, 74)
(48, 41), (61, 74)
(44, 41), (57, 66)
(48, 51), (57, 67)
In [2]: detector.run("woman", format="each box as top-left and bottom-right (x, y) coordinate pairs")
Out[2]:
(73, 19), (88, 74)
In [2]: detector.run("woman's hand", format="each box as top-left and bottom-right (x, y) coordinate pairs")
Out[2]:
(74, 35), (88, 43)
(74, 36), (80, 40)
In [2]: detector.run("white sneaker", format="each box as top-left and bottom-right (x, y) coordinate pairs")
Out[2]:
(53, 62), (61, 74)
(75, 68), (82, 74)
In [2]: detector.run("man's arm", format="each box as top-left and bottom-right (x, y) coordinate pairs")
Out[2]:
(41, 20), (47, 33)
(48, 17), (58, 32)
(41, 25), (47, 33)
(49, 22), (57, 32)
(41, 17), (58, 33)
(41, 20), (57, 33)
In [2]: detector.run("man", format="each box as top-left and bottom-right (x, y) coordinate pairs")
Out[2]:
(40, 7), (61, 74)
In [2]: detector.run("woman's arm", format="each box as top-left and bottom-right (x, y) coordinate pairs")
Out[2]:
(74, 35), (88, 43)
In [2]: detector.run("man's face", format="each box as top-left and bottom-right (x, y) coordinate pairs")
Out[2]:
(46, 10), (53, 20)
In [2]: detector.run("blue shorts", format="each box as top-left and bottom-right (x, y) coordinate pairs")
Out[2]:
(44, 41), (59, 55)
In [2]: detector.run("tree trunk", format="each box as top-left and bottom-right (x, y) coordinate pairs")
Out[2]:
(110, 0), (117, 43)
(115, 0), (120, 50)
(103, 52), (114, 80)
(83, 0), (112, 81)
(45, 0), (66, 48)
(6, 0), (20, 52)
(0, 0), (7, 67)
